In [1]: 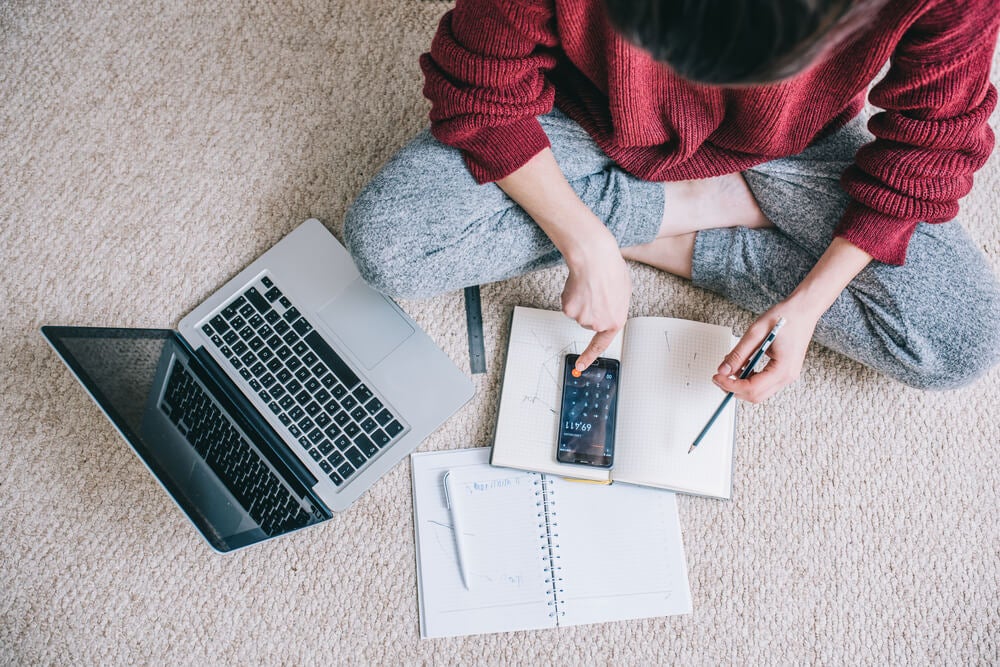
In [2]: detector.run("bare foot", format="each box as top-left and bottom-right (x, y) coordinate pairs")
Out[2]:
(622, 172), (773, 278)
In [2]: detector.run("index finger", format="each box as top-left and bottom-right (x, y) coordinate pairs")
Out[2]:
(714, 361), (783, 403)
(577, 329), (618, 370)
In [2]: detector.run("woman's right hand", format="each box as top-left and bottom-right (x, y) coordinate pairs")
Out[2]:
(561, 226), (632, 371)
(496, 148), (632, 368)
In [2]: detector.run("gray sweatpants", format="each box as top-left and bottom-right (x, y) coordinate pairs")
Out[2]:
(344, 108), (1000, 389)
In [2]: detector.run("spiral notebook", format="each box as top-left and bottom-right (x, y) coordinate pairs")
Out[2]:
(410, 448), (692, 638)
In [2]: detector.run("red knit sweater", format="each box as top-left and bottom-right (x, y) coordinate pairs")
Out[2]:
(420, 0), (1000, 265)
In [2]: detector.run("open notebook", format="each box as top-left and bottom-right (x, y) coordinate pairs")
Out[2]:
(411, 447), (692, 638)
(491, 307), (737, 499)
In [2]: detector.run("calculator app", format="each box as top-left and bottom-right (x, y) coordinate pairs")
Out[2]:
(557, 354), (619, 467)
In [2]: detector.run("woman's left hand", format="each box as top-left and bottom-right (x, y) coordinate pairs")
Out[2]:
(712, 299), (821, 403)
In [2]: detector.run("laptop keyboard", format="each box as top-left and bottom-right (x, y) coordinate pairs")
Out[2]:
(199, 275), (406, 487)
(160, 362), (312, 536)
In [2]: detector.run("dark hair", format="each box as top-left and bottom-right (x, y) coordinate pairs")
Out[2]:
(602, 0), (875, 85)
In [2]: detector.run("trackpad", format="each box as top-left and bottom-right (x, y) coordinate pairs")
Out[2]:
(317, 279), (414, 370)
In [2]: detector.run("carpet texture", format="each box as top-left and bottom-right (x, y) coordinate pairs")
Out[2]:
(2, 2), (998, 664)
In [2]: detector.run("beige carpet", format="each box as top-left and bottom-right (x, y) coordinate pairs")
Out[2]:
(2, 2), (998, 664)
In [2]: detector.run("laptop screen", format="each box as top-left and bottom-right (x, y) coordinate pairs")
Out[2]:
(42, 326), (320, 552)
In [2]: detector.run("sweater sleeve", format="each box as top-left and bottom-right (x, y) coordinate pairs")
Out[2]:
(835, 0), (1000, 265)
(419, 0), (559, 184)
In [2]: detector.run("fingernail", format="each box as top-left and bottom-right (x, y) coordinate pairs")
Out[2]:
(718, 363), (732, 376)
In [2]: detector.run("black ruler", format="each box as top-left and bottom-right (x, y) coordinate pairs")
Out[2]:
(463, 285), (486, 374)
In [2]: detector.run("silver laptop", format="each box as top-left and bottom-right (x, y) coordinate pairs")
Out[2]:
(42, 219), (474, 552)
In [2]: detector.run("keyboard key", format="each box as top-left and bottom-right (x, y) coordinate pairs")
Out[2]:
(356, 434), (378, 458)
(303, 331), (360, 388)
(288, 406), (304, 421)
(299, 416), (315, 433)
(344, 422), (361, 438)
(269, 401), (281, 415)
(315, 412), (331, 428)
(314, 388), (331, 404)
(230, 315), (246, 330)
(292, 341), (308, 356)
(245, 287), (270, 313)
(353, 384), (373, 403)
(261, 373), (276, 388)
(261, 276), (274, 288)
(239, 303), (256, 319)
(232, 341), (248, 356)
(248, 337), (264, 351)
(278, 412), (291, 425)
(295, 390), (311, 405)
(249, 379), (261, 392)
(308, 428), (324, 444)
(264, 286), (282, 302)
(324, 423), (341, 439)
(328, 470), (344, 486)
(258, 324), (273, 339)
(276, 345), (292, 360)
(305, 401), (321, 417)
(266, 335), (283, 350)
(365, 397), (383, 414)
(288, 424), (301, 437)
(274, 320), (290, 335)
(250, 362), (266, 376)
(341, 395), (357, 411)
(333, 411), (350, 426)
(286, 379), (302, 394)
(337, 461), (354, 479)
(305, 378), (321, 393)
(279, 296), (292, 308)
(320, 373), (336, 388)
(287, 357), (302, 372)
(292, 318), (312, 335)
(279, 395), (294, 410)
(328, 450), (345, 467)
(220, 346), (232, 358)
(345, 447), (367, 468)
(386, 420), (404, 437)
(302, 351), (318, 366)
(240, 351), (256, 366)
(283, 307), (300, 323)
(319, 459), (333, 473)
(361, 417), (378, 433)
(372, 429), (390, 447)
(210, 315), (229, 333)
(351, 406), (366, 421)
(222, 303), (239, 319)
(331, 384), (347, 399)
(271, 384), (286, 399)
(282, 331), (299, 346)
(335, 435), (351, 451)
(308, 447), (323, 462)
(374, 409), (392, 426)
(295, 366), (310, 382)
(240, 325), (255, 341)
(260, 389), (271, 402)
(265, 310), (280, 324)
(257, 348), (274, 363)
(319, 439), (334, 455)
(277, 368), (292, 384)
(248, 313), (264, 328)
(223, 330), (239, 345)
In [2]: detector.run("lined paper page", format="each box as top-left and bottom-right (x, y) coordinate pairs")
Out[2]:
(551, 477), (692, 626)
(491, 307), (622, 481)
(614, 317), (736, 498)
(411, 448), (554, 638)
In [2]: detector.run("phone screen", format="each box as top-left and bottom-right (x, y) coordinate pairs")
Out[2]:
(556, 353), (619, 468)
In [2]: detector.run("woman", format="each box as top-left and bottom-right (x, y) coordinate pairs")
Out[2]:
(345, 0), (1000, 401)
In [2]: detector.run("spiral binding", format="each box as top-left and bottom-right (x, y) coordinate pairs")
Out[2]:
(534, 476), (564, 621)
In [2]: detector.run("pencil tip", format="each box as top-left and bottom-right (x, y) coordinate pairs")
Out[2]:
(687, 445), (694, 454)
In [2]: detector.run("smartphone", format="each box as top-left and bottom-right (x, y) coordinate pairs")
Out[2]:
(556, 353), (620, 468)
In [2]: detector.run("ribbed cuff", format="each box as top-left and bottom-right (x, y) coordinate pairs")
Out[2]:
(442, 117), (552, 184)
(690, 227), (737, 296)
(834, 201), (921, 266)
